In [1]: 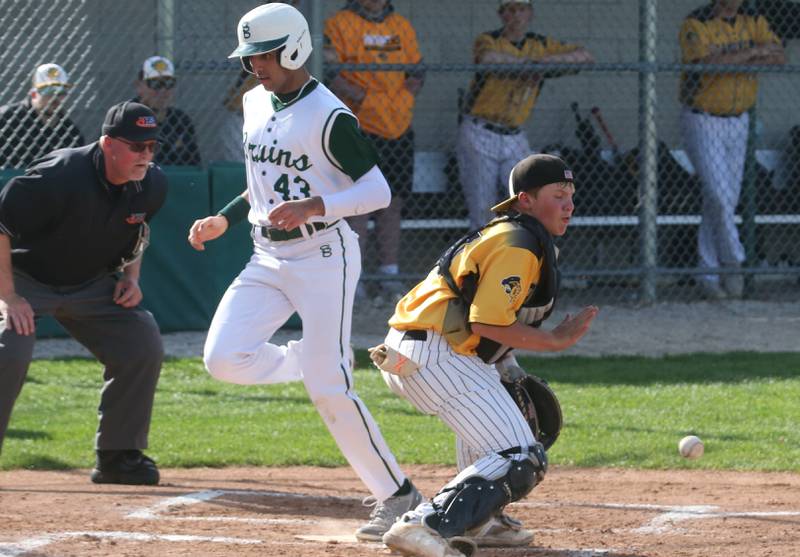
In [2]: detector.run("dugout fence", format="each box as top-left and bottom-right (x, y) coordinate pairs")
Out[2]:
(1, 0), (798, 310)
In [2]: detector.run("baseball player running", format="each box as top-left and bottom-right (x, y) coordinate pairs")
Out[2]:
(187, 3), (420, 541)
(372, 154), (598, 556)
(679, 0), (785, 299)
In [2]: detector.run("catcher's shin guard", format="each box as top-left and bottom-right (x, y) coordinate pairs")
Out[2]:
(425, 451), (546, 539)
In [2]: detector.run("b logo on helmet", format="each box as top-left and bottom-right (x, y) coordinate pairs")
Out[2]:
(242, 22), (251, 39)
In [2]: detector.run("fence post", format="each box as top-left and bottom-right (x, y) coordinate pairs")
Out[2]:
(639, 0), (659, 304)
(157, 0), (175, 61)
(309, 0), (324, 81)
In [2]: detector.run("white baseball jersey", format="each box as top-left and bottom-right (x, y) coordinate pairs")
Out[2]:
(242, 81), (355, 226)
(204, 77), (406, 503)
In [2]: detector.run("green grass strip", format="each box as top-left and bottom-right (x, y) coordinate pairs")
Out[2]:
(3, 352), (798, 472)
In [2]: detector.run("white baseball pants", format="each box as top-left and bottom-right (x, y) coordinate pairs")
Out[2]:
(681, 107), (749, 283)
(457, 117), (532, 229)
(204, 222), (406, 501)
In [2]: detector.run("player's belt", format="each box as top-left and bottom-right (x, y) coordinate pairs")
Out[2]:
(467, 116), (520, 135)
(690, 108), (744, 119)
(401, 329), (427, 342)
(258, 219), (340, 242)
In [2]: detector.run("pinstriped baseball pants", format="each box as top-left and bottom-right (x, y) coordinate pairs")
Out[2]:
(380, 327), (536, 516)
(681, 107), (748, 283)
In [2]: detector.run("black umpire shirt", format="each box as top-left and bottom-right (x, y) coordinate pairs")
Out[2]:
(0, 142), (168, 286)
(0, 99), (85, 169)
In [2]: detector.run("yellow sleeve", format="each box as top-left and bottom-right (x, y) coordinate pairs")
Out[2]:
(755, 14), (782, 45)
(468, 246), (541, 327)
(400, 18), (422, 64)
(473, 33), (496, 63)
(323, 14), (348, 62)
(679, 18), (709, 62)
(544, 37), (580, 56)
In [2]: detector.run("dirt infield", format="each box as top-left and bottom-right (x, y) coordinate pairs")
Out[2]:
(1, 465), (798, 557)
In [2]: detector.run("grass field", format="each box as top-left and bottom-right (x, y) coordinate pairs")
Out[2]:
(3, 351), (800, 472)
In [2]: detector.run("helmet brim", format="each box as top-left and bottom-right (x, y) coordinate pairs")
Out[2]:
(228, 35), (289, 58)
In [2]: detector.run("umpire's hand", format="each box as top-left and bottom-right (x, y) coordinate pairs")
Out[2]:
(0, 293), (35, 336)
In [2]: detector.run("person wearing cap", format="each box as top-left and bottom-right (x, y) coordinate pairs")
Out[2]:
(323, 0), (425, 300)
(0, 63), (85, 169)
(372, 154), (599, 554)
(0, 101), (168, 486)
(133, 55), (201, 166)
(458, 0), (594, 229)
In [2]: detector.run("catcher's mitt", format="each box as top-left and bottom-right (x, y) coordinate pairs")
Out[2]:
(502, 373), (563, 450)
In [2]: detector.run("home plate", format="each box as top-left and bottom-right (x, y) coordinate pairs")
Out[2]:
(295, 534), (363, 544)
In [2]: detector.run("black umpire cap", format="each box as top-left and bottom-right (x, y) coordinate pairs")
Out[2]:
(491, 154), (574, 213)
(102, 101), (159, 142)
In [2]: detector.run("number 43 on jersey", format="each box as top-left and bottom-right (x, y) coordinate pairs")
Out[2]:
(273, 173), (311, 201)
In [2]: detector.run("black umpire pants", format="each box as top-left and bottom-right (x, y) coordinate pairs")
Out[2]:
(0, 272), (163, 454)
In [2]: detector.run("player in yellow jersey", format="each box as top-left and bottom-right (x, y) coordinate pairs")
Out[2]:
(373, 154), (598, 556)
(458, 0), (594, 229)
(679, 0), (785, 299)
(324, 0), (425, 298)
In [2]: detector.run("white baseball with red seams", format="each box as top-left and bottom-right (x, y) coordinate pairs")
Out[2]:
(679, 435), (704, 459)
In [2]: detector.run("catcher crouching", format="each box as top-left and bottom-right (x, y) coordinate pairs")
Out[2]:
(369, 153), (598, 556)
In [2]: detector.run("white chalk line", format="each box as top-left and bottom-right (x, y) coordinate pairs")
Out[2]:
(515, 500), (800, 534)
(125, 488), (358, 520)
(0, 530), (261, 557)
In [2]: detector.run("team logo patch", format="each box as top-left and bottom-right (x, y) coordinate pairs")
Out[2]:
(47, 66), (61, 79)
(501, 276), (522, 303)
(564, 169), (573, 180)
(151, 59), (169, 73)
(126, 212), (147, 224)
(136, 116), (157, 128)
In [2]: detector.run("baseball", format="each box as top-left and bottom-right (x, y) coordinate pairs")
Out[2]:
(678, 435), (704, 459)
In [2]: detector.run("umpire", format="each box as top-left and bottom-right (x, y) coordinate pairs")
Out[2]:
(0, 101), (167, 485)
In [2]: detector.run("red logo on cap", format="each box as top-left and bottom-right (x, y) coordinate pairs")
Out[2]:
(136, 116), (157, 128)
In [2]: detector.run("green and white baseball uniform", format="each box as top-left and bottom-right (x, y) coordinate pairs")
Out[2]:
(204, 78), (407, 501)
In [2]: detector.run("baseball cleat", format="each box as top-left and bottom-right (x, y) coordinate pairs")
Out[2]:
(466, 513), (534, 547)
(355, 482), (424, 542)
(382, 519), (474, 557)
(90, 449), (160, 485)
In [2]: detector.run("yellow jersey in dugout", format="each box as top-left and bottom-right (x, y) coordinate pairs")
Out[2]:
(464, 31), (578, 128)
(324, 8), (422, 139)
(389, 215), (559, 363)
(679, 5), (781, 116)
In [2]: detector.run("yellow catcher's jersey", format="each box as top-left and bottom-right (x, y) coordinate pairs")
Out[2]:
(464, 30), (578, 128)
(679, 5), (780, 115)
(324, 9), (422, 140)
(390, 217), (557, 361)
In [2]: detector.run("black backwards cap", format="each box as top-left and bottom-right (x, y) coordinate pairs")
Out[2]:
(101, 101), (159, 142)
(490, 154), (574, 213)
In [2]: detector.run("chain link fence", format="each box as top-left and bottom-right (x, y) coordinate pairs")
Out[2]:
(1, 0), (799, 306)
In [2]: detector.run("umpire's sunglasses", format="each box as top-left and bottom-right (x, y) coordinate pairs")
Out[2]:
(145, 77), (176, 90)
(116, 137), (160, 154)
